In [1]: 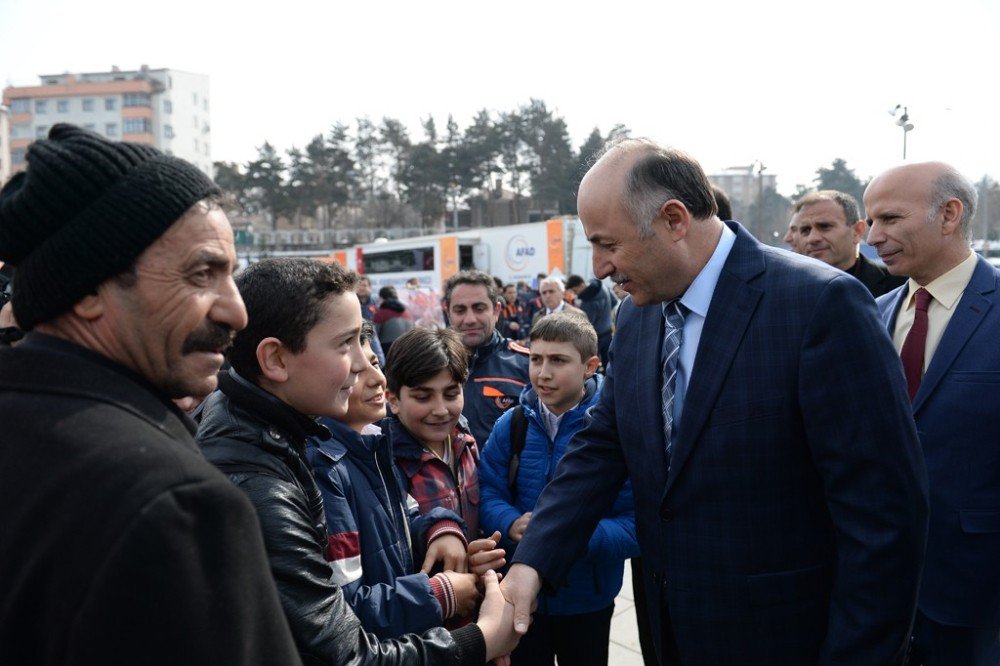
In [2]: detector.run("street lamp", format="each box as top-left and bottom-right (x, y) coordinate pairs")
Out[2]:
(890, 105), (915, 159)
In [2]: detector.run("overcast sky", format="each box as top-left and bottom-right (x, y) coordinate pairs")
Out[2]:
(3, 0), (998, 196)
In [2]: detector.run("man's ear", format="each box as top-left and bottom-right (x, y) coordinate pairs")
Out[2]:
(658, 199), (692, 241)
(71, 292), (105, 321)
(851, 219), (867, 244)
(939, 198), (964, 236)
(256, 337), (290, 384)
(385, 390), (400, 415)
(584, 355), (601, 377)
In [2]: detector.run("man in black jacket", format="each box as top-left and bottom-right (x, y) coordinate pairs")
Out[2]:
(793, 190), (906, 297)
(198, 258), (518, 665)
(0, 125), (300, 664)
(565, 274), (616, 368)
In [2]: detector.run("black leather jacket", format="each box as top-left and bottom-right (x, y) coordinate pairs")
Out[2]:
(197, 369), (486, 665)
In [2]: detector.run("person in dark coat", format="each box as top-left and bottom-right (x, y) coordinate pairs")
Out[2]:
(565, 274), (616, 368)
(0, 125), (300, 665)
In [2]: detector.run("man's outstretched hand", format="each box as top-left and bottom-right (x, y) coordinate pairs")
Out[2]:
(498, 563), (541, 635)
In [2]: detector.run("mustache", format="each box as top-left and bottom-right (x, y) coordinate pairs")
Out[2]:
(181, 322), (235, 355)
(610, 273), (629, 284)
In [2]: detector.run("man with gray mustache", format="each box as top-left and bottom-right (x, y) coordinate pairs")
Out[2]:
(0, 125), (300, 664)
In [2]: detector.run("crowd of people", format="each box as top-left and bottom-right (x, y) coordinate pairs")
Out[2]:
(0, 124), (996, 666)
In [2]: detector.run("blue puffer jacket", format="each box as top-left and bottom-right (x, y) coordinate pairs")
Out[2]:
(309, 417), (465, 640)
(479, 376), (639, 616)
(577, 278), (616, 337)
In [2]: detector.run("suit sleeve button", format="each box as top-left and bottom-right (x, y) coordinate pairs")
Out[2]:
(660, 506), (674, 521)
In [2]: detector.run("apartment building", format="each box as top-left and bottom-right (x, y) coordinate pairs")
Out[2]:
(0, 105), (10, 185)
(2, 65), (211, 176)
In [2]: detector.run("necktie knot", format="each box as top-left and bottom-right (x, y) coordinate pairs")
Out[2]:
(914, 288), (932, 312)
(663, 300), (687, 330)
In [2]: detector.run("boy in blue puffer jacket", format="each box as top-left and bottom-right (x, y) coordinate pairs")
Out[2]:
(479, 311), (639, 665)
(310, 322), (505, 640)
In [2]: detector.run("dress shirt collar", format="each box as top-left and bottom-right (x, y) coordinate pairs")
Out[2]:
(538, 398), (576, 440)
(677, 222), (737, 318)
(546, 301), (567, 316)
(903, 250), (977, 312)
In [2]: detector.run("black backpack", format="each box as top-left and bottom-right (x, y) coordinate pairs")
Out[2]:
(506, 406), (529, 503)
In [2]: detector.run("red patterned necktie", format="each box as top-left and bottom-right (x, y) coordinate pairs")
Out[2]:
(900, 288), (932, 401)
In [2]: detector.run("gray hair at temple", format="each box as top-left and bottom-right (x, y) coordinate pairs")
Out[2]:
(929, 167), (977, 237)
(595, 137), (717, 238)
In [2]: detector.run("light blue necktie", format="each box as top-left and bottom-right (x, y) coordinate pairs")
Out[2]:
(661, 300), (686, 467)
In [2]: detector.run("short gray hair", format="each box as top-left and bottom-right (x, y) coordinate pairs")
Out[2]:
(594, 138), (717, 239)
(539, 276), (565, 292)
(928, 168), (977, 237)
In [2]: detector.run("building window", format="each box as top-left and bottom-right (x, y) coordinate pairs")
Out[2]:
(203, 98), (208, 111)
(35, 100), (47, 114)
(203, 143), (210, 156)
(105, 123), (118, 137)
(11, 149), (26, 165)
(163, 124), (174, 139)
(192, 116), (198, 128)
(10, 99), (30, 113)
(10, 124), (31, 139)
(35, 125), (49, 139)
(163, 99), (172, 114)
(83, 123), (96, 131)
(82, 98), (94, 112)
(123, 118), (152, 134)
(57, 99), (69, 113)
(123, 93), (151, 108)
(193, 138), (199, 152)
(105, 97), (117, 111)
(193, 92), (198, 104)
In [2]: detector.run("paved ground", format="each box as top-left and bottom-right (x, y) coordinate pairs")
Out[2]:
(608, 560), (647, 665)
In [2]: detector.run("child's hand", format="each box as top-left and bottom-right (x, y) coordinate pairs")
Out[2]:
(422, 534), (468, 574)
(468, 531), (506, 576)
(508, 512), (532, 543)
(445, 571), (482, 617)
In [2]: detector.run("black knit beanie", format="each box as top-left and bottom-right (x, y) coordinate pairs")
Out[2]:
(0, 124), (220, 330)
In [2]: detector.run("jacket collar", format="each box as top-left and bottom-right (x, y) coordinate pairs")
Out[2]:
(219, 368), (330, 448)
(2, 332), (197, 440)
(470, 330), (504, 365)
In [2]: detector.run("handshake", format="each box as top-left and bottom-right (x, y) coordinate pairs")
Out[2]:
(422, 530), (540, 664)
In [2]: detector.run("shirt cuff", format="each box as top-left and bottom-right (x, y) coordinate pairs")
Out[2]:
(430, 572), (456, 619)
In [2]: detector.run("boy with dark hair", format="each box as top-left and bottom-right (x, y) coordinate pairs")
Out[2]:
(386, 328), (482, 539)
(310, 321), (505, 639)
(479, 311), (639, 665)
(197, 258), (517, 665)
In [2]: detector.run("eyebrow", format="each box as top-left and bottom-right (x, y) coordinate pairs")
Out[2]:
(189, 250), (233, 270)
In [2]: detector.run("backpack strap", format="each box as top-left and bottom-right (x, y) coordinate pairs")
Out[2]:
(506, 406), (528, 502)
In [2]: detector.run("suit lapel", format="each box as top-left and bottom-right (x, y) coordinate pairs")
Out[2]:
(663, 225), (764, 495)
(635, 303), (670, 491)
(912, 258), (997, 413)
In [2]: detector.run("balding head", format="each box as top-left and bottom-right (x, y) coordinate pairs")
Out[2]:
(577, 138), (723, 305)
(864, 161), (975, 285)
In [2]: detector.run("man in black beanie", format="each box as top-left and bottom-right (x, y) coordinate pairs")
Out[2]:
(0, 125), (301, 665)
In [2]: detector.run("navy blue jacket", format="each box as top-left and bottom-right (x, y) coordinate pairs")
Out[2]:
(461, 331), (529, 448)
(878, 255), (1000, 629)
(514, 222), (928, 665)
(310, 417), (465, 640)
(576, 278), (616, 336)
(479, 376), (638, 616)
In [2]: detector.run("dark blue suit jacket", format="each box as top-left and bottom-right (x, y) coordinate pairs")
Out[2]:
(877, 255), (1000, 629)
(514, 223), (929, 665)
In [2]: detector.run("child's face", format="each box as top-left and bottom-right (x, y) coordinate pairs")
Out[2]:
(343, 340), (386, 432)
(387, 368), (464, 448)
(529, 339), (599, 416)
(279, 292), (365, 419)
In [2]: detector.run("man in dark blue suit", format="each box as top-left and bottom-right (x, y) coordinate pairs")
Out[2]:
(500, 138), (929, 664)
(868, 161), (1000, 666)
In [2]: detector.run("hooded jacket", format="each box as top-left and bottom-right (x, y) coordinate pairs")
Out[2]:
(309, 417), (467, 639)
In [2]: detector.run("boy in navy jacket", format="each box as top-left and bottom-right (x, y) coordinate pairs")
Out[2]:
(312, 322), (505, 639)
